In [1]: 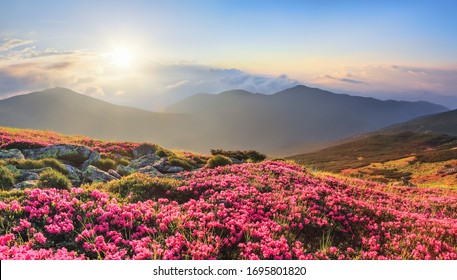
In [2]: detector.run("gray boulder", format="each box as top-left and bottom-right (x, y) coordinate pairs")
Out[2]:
(137, 166), (162, 177)
(162, 166), (184, 173)
(129, 154), (161, 169)
(132, 144), (157, 158)
(116, 165), (136, 176)
(83, 165), (118, 183)
(14, 180), (38, 190)
(0, 149), (25, 160)
(22, 145), (100, 170)
(108, 169), (122, 179)
(64, 164), (83, 181)
(18, 170), (39, 181)
(152, 157), (167, 172)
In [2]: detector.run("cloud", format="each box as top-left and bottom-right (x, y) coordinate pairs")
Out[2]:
(0, 38), (301, 110)
(0, 38), (34, 52)
(320, 74), (367, 84)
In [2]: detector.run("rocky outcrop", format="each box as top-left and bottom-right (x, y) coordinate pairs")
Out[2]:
(129, 154), (161, 169)
(137, 166), (162, 177)
(18, 170), (39, 181)
(162, 166), (184, 173)
(116, 165), (136, 176)
(14, 180), (38, 190)
(83, 165), (118, 183)
(132, 144), (157, 158)
(64, 164), (83, 181)
(0, 149), (25, 160)
(22, 144), (100, 170)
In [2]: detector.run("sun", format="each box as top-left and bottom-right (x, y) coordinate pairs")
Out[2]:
(111, 48), (134, 68)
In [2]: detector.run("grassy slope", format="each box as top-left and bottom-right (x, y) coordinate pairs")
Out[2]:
(287, 132), (457, 187)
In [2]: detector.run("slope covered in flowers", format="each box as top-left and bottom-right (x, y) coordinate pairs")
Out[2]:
(1, 161), (457, 260)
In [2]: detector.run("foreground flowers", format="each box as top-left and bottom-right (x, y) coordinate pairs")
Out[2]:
(1, 161), (457, 259)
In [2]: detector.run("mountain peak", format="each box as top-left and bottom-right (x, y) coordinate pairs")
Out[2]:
(218, 89), (255, 96)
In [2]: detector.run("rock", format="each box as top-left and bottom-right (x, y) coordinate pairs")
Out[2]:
(26, 167), (52, 174)
(0, 149), (25, 160)
(22, 145), (99, 169)
(128, 154), (161, 169)
(18, 170), (39, 181)
(108, 169), (122, 179)
(81, 151), (101, 171)
(230, 157), (244, 164)
(137, 166), (162, 177)
(83, 165), (118, 183)
(4, 165), (19, 175)
(162, 166), (184, 173)
(64, 164), (83, 181)
(14, 180), (38, 190)
(132, 144), (157, 158)
(152, 157), (167, 172)
(116, 165), (136, 176)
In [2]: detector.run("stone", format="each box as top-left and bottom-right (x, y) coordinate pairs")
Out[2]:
(22, 145), (100, 170)
(18, 170), (39, 181)
(0, 149), (25, 160)
(108, 169), (122, 179)
(116, 165), (136, 176)
(162, 166), (184, 173)
(64, 164), (83, 181)
(230, 157), (244, 164)
(137, 166), (162, 177)
(132, 143), (157, 158)
(83, 165), (118, 183)
(152, 157), (167, 172)
(128, 154), (161, 169)
(14, 180), (38, 190)
(81, 151), (101, 171)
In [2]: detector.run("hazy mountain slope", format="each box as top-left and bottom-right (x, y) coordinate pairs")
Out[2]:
(0, 86), (448, 155)
(381, 109), (457, 135)
(0, 88), (195, 148)
(166, 85), (448, 154)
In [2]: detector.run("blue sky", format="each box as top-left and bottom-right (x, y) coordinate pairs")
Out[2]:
(1, 0), (457, 109)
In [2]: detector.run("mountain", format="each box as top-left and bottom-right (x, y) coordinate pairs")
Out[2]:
(0, 88), (195, 148)
(380, 108), (457, 135)
(0, 86), (448, 155)
(165, 85), (448, 154)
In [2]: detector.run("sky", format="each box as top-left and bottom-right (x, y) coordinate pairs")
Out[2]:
(1, 0), (457, 110)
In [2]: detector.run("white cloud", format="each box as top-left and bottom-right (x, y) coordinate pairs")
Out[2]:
(0, 38), (34, 52)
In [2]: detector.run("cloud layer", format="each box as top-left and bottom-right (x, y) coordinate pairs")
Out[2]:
(1, 37), (457, 110)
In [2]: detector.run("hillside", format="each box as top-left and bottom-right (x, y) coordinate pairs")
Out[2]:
(0, 87), (447, 155)
(1, 126), (457, 260)
(287, 132), (457, 187)
(166, 85), (448, 154)
(381, 108), (457, 135)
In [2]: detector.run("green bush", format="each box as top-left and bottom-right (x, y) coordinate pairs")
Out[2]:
(116, 158), (130, 166)
(155, 148), (174, 158)
(1, 141), (47, 150)
(134, 143), (158, 157)
(106, 173), (182, 202)
(40, 158), (68, 174)
(93, 158), (116, 172)
(0, 166), (16, 190)
(5, 158), (68, 174)
(210, 149), (266, 162)
(37, 169), (71, 191)
(168, 157), (193, 171)
(207, 155), (232, 168)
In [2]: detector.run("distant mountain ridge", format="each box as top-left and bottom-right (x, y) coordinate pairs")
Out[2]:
(0, 86), (448, 155)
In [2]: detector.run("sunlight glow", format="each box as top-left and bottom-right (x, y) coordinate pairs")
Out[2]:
(111, 48), (134, 68)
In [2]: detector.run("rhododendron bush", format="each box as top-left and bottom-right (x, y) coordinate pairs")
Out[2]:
(1, 161), (457, 260)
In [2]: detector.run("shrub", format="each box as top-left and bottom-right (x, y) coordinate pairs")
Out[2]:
(167, 157), (193, 171)
(6, 158), (68, 174)
(155, 148), (174, 158)
(116, 158), (130, 166)
(93, 158), (116, 172)
(133, 143), (158, 157)
(1, 141), (47, 150)
(40, 158), (68, 174)
(0, 166), (15, 190)
(210, 149), (266, 162)
(37, 169), (71, 191)
(106, 173), (182, 202)
(207, 155), (232, 168)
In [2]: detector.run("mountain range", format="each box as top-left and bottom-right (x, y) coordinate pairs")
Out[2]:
(0, 86), (448, 155)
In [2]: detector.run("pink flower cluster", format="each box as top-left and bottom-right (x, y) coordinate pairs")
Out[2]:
(1, 161), (457, 259)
